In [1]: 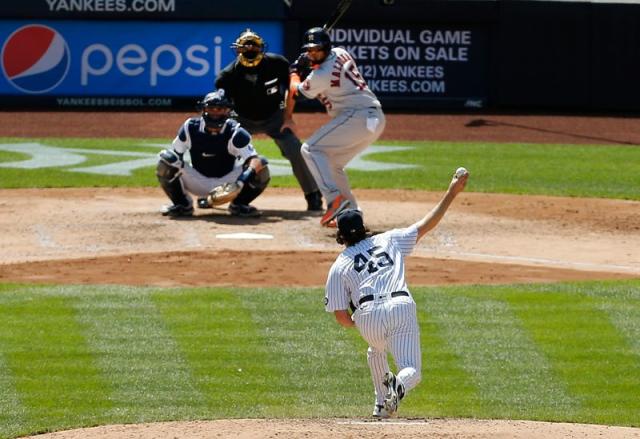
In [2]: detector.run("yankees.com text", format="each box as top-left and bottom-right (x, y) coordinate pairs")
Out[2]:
(45, 0), (175, 13)
(368, 79), (445, 93)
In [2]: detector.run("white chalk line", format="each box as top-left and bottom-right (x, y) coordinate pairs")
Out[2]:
(337, 419), (430, 425)
(428, 249), (640, 274)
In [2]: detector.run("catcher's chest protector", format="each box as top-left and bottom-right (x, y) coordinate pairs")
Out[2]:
(186, 119), (237, 178)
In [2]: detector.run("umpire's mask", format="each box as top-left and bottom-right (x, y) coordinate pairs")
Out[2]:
(231, 29), (265, 67)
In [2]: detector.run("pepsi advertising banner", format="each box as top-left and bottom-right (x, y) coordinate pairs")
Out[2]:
(0, 20), (283, 107)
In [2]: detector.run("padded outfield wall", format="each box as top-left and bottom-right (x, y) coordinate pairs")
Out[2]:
(0, 0), (639, 111)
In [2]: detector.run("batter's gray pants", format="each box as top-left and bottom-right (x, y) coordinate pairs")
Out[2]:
(301, 106), (386, 210)
(237, 111), (318, 196)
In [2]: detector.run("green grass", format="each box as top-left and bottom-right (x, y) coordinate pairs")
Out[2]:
(1, 281), (639, 438)
(1, 134), (639, 437)
(349, 140), (640, 199)
(1, 137), (639, 199)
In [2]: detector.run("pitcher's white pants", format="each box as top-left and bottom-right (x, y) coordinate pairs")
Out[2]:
(353, 296), (422, 405)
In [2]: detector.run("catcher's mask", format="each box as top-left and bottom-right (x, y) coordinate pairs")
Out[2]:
(198, 89), (233, 130)
(231, 28), (266, 67)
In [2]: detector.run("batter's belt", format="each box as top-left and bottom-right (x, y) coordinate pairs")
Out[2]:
(359, 290), (409, 306)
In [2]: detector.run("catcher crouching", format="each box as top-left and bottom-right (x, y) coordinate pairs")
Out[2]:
(156, 89), (270, 218)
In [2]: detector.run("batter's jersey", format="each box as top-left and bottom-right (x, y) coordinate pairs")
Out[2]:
(171, 117), (257, 178)
(298, 47), (381, 118)
(325, 225), (418, 312)
(215, 53), (290, 120)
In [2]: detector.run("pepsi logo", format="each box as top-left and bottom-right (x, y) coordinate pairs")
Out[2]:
(1, 25), (70, 94)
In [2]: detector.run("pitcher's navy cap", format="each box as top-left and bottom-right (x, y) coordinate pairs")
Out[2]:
(337, 209), (365, 235)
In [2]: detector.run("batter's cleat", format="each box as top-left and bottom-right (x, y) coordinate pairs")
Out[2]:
(372, 404), (391, 419)
(383, 371), (404, 416)
(320, 194), (350, 226)
(197, 198), (212, 209)
(323, 218), (337, 228)
(305, 190), (323, 212)
(161, 204), (194, 217)
(228, 203), (261, 218)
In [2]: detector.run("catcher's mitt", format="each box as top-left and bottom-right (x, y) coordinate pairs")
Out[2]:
(207, 181), (243, 206)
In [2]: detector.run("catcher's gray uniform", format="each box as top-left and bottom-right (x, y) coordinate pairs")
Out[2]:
(296, 47), (386, 210)
(325, 225), (421, 411)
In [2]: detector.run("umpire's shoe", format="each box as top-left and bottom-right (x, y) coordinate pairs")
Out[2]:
(383, 371), (405, 416)
(229, 202), (261, 218)
(305, 190), (323, 212)
(161, 204), (194, 217)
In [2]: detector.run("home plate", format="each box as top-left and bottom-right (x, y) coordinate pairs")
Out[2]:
(216, 232), (274, 240)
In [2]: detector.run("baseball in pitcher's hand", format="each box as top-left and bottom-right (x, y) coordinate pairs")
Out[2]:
(449, 171), (469, 196)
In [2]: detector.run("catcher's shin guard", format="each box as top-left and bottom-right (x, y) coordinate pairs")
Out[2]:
(156, 157), (190, 207)
(234, 159), (270, 205)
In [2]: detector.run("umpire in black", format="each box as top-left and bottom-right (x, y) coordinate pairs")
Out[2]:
(215, 28), (323, 212)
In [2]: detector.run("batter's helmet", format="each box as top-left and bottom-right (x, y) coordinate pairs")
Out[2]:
(231, 28), (266, 67)
(301, 27), (332, 52)
(198, 89), (233, 130)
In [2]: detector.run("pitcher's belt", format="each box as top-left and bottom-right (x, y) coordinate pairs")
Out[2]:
(359, 291), (409, 305)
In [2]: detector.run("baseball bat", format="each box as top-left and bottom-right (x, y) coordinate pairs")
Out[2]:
(322, 0), (353, 32)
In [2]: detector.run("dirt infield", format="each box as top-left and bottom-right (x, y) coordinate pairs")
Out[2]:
(1, 187), (639, 287)
(3, 111), (640, 438)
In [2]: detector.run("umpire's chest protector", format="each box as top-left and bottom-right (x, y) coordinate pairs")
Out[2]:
(187, 119), (238, 178)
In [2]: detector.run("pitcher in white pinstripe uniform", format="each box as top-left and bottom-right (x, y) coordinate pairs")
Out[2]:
(324, 169), (469, 418)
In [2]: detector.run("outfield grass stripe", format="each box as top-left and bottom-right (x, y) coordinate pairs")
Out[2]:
(0, 286), (28, 438)
(0, 351), (27, 439)
(412, 300), (484, 418)
(72, 287), (209, 422)
(584, 282), (640, 355)
(425, 289), (576, 419)
(0, 293), (111, 434)
(508, 287), (640, 426)
(239, 289), (372, 417)
(153, 289), (285, 417)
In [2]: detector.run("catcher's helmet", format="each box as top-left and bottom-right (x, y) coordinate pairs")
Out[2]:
(231, 28), (266, 67)
(301, 27), (332, 52)
(198, 89), (233, 130)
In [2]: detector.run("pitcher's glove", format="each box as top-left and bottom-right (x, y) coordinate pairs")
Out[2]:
(207, 181), (243, 206)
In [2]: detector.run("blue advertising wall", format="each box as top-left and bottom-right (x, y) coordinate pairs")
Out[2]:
(2, 0), (640, 112)
(0, 20), (282, 106)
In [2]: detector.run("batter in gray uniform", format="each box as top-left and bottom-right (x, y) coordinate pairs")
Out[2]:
(324, 169), (469, 418)
(283, 27), (386, 227)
